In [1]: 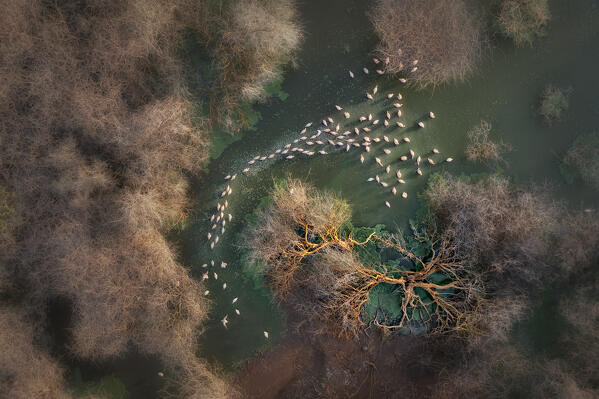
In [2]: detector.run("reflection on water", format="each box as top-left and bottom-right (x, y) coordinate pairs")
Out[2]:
(180, 0), (599, 370)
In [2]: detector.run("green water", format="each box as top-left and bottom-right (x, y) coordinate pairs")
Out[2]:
(181, 0), (599, 371)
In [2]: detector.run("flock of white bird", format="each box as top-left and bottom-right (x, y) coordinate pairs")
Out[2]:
(202, 57), (453, 337)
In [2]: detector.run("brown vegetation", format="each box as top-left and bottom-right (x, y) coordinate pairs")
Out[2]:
(465, 120), (511, 163)
(249, 179), (482, 338)
(423, 174), (558, 284)
(563, 133), (599, 191)
(371, 0), (483, 87)
(0, 0), (238, 396)
(194, 0), (302, 131)
(496, 0), (550, 46)
(0, 307), (73, 399)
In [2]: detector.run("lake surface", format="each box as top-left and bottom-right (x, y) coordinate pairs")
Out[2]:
(180, 0), (599, 372)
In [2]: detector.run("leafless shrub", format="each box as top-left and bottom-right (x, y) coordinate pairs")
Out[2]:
(496, 0), (550, 46)
(423, 174), (559, 284)
(465, 121), (511, 163)
(0, 307), (72, 399)
(555, 211), (599, 272)
(371, 0), (483, 88)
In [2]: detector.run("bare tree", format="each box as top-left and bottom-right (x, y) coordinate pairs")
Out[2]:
(371, 0), (483, 87)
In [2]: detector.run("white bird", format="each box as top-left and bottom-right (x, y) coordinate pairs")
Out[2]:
(376, 69), (384, 75)
(221, 315), (228, 328)
(202, 263), (208, 268)
(397, 110), (402, 117)
(446, 157), (454, 162)
(366, 93), (373, 100)
(223, 282), (227, 289)
(232, 297), (238, 304)
(215, 236), (219, 244)
(416, 168), (423, 176)
(359, 116), (367, 121)
(386, 165), (391, 174)
(427, 158), (435, 165)
(410, 149), (415, 158)
(224, 175), (231, 180)
(387, 93), (394, 99)
(344, 112), (350, 119)
(235, 309), (240, 315)
(375, 175), (380, 183)
(433, 148), (440, 154)
(204, 290), (210, 296)
(375, 157), (384, 167)
(360, 154), (365, 163)
(202, 272), (209, 281)
(399, 78), (407, 83)
(372, 119), (379, 125)
(367, 177), (375, 182)
(386, 111), (391, 119)
(210, 242), (214, 249)
(429, 111), (436, 119)
(243, 167), (250, 173)
(393, 138), (400, 146)
(373, 85), (378, 94)
(384, 148), (391, 155)
(328, 117), (334, 123)
(404, 137), (411, 143)
(398, 179), (406, 184)
(384, 120), (389, 126)
(393, 103), (402, 108)
(221, 261), (227, 268)
(400, 155), (408, 161)
(397, 122), (406, 128)
(385, 201), (391, 208)
(402, 192), (408, 198)
(392, 187), (397, 195)
(368, 113), (373, 121)
(305, 122), (313, 127)
(363, 67), (369, 74)
(207, 232), (212, 240)
(349, 71), (354, 78)
(335, 105), (343, 111)
(383, 135), (390, 142)
(396, 170), (402, 178)
(213, 272), (218, 280)
(158, 372), (164, 377)
(211, 260), (215, 266)
(373, 58), (380, 64)
(418, 121), (425, 128)
(417, 155), (421, 165)
(380, 182), (389, 187)
(228, 214), (232, 221)
(411, 67), (418, 73)
(397, 93), (403, 100)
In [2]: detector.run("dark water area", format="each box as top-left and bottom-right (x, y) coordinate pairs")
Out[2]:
(175, 0), (599, 393)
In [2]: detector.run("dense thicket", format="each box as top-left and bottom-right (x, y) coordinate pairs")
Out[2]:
(424, 174), (599, 398)
(0, 0), (299, 396)
(370, 0), (483, 87)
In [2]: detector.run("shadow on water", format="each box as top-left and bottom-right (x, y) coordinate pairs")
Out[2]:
(179, 0), (599, 375)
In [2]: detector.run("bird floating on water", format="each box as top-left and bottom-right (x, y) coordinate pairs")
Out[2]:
(385, 201), (391, 208)
(418, 121), (425, 128)
(446, 158), (454, 162)
(429, 111), (436, 119)
(433, 148), (440, 154)
(221, 315), (228, 328)
(264, 331), (269, 339)
(402, 192), (408, 198)
(363, 67), (369, 74)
